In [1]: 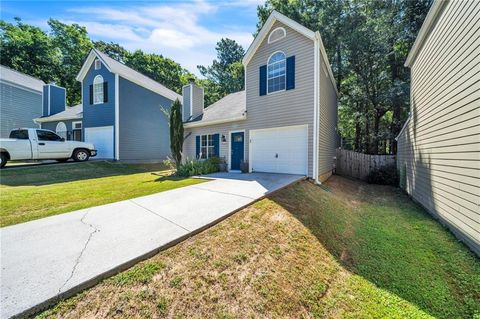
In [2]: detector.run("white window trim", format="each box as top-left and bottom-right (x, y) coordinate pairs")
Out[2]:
(266, 51), (287, 95)
(55, 122), (67, 138)
(228, 129), (246, 171)
(268, 27), (286, 44)
(93, 75), (104, 105)
(95, 59), (101, 70)
(72, 121), (82, 129)
(199, 134), (216, 159)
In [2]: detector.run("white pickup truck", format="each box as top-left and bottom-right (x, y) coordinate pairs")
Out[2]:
(0, 128), (97, 168)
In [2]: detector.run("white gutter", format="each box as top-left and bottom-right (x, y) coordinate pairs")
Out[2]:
(115, 73), (120, 160)
(183, 116), (247, 129)
(34, 116), (82, 123)
(313, 32), (320, 184)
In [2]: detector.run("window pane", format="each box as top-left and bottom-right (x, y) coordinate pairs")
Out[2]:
(37, 130), (62, 141)
(9, 130), (29, 139)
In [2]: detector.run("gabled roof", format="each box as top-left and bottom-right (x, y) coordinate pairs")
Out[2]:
(405, 0), (447, 67)
(243, 11), (315, 65)
(76, 49), (182, 102)
(184, 91), (246, 128)
(0, 65), (45, 93)
(242, 10), (338, 96)
(34, 104), (83, 123)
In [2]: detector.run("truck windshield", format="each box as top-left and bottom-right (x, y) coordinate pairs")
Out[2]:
(9, 130), (29, 139)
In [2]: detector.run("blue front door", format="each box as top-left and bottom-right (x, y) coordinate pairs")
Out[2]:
(231, 132), (244, 170)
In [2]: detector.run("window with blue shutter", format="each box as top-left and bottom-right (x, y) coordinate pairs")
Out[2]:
(259, 65), (267, 96)
(286, 55), (295, 90)
(196, 136), (200, 159)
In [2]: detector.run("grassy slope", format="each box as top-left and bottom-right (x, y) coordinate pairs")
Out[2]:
(37, 177), (480, 319)
(0, 162), (204, 227)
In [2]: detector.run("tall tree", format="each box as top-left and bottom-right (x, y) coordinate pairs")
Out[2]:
(125, 50), (192, 94)
(197, 38), (245, 106)
(93, 40), (128, 63)
(169, 99), (184, 168)
(0, 18), (60, 84)
(48, 19), (93, 106)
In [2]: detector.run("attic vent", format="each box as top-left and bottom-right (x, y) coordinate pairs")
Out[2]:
(95, 59), (101, 70)
(268, 27), (286, 44)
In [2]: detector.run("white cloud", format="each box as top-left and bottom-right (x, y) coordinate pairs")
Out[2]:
(64, 0), (256, 75)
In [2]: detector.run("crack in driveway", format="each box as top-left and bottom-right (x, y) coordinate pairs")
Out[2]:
(190, 185), (257, 200)
(57, 209), (98, 295)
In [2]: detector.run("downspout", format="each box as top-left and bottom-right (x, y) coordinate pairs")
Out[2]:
(313, 32), (320, 184)
(115, 73), (120, 160)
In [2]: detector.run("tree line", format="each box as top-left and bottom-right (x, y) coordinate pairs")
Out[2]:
(1, 0), (431, 155)
(0, 18), (244, 108)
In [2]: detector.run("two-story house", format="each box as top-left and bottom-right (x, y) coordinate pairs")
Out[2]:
(182, 11), (338, 183)
(36, 49), (182, 160)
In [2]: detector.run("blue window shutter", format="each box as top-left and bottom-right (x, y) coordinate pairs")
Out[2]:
(196, 136), (200, 158)
(286, 56), (295, 90)
(213, 134), (220, 157)
(259, 65), (267, 96)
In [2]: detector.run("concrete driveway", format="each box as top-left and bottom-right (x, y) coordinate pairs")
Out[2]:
(0, 172), (304, 318)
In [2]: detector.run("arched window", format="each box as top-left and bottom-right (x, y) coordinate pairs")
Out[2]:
(93, 75), (104, 104)
(268, 27), (286, 44)
(55, 122), (67, 139)
(267, 51), (286, 94)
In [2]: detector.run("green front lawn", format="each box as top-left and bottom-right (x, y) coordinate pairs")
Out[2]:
(0, 161), (204, 227)
(37, 176), (479, 319)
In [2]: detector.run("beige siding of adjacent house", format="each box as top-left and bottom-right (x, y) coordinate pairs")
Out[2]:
(397, 0), (480, 255)
(318, 55), (338, 182)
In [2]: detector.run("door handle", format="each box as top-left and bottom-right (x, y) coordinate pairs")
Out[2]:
(275, 153), (278, 158)
(38, 143), (45, 146)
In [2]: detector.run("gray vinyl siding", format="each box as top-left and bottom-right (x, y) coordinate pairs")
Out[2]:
(184, 121), (247, 164)
(318, 56), (338, 180)
(118, 77), (173, 160)
(397, 0), (480, 255)
(0, 82), (42, 138)
(191, 84), (204, 118)
(182, 85), (191, 121)
(246, 20), (315, 177)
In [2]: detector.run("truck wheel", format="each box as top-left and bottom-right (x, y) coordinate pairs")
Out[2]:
(0, 153), (7, 168)
(73, 149), (90, 162)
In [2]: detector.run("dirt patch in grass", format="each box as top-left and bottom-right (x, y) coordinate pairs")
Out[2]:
(37, 176), (480, 319)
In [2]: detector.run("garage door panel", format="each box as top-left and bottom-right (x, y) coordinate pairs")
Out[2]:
(250, 125), (308, 175)
(85, 126), (114, 159)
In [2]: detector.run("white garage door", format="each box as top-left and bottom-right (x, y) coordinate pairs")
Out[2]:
(250, 125), (308, 175)
(84, 126), (114, 159)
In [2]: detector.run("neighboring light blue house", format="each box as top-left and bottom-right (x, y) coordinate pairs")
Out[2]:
(0, 65), (45, 138)
(37, 49), (181, 160)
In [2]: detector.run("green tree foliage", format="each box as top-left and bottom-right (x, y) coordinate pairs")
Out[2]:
(48, 19), (94, 106)
(1, 19), (193, 105)
(0, 18), (60, 84)
(125, 50), (192, 94)
(256, 0), (432, 154)
(169, 99), (184, 167)
(197, 38), (245, 106)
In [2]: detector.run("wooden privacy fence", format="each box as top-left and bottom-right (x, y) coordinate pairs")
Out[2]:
(335, 148), (396, 180)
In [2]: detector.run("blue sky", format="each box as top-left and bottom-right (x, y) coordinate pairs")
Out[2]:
(1, 0), (264, 75)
